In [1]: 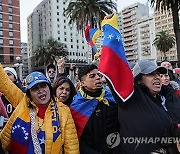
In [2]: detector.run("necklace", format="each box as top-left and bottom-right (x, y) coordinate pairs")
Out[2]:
(36, 117), (44, 134)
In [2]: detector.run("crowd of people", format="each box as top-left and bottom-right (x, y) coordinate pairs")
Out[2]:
(0, 15), (180, 154)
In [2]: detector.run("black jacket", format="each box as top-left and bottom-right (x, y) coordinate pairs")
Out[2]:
(79, 88), (120, 154)
(117, 83), (180, 154)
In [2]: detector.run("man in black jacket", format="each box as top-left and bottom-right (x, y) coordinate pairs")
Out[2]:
(70, 64), (120, 154)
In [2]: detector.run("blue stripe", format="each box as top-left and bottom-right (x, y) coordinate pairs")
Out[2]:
(102, 24), (129, 66)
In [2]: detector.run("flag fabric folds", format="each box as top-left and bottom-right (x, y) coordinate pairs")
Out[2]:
(85, 24), (101, 53)
(70, 88), (115, 138)
(98, 14), (134, 102)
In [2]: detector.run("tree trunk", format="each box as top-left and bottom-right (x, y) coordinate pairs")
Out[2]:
(171, 1), (180, 67)
(163, 51), (167, 60)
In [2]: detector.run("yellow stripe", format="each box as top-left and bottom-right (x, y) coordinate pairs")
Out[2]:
(101, 13), (120, 33)
(79, 88), (109, 106)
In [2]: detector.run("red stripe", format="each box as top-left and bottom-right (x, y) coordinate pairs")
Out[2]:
(70, 108), (89, 138)
(99, 46), (133, 100)
(11, 139), (27, 154)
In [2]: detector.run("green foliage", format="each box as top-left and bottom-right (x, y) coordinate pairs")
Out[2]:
(34, 37), (68, 65)
(63, 0), (117, 32)
(153, 30), (175, 60)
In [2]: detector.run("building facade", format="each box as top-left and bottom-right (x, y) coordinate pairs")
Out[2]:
(121, 3), (149, 62)
(137, 16), (156, 62)
(0, 0), (21, 67)
(27, 0), (89, 73)
(154, 10), (179, 64)
(21, 42), (28, 77)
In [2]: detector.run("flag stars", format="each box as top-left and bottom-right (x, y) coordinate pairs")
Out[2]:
(39, 137), (45, 145)
(107, 34), (114, 39)
(116, 36), (121, 42)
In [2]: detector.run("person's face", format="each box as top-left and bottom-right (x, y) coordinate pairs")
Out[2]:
(81, 69), (102, 92)
(141, 71), (162, 96)
(5, 70), (16, 82)
(56, 82), (70, 103)
(160, 73), (170, 85)
(48, 68), (55, 78)
(30, 83), (50, 106)
(161, 61), (172, 70)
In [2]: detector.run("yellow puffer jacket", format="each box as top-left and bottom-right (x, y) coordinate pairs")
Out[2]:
(0, 64), (79, 154)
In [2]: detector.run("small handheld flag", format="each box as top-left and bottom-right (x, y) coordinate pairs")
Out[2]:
(85, 24), (101, 53)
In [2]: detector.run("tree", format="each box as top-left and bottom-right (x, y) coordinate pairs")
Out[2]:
(34, 37), (68, 66)
(63, 0), (117, 32)
(150, 0), (180, 65)
(153, 30), (175, 60)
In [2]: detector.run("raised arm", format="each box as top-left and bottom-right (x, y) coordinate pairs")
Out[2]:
(0, 63), (24, 108)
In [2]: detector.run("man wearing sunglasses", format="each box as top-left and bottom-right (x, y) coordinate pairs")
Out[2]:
(46, 64), (57, 84)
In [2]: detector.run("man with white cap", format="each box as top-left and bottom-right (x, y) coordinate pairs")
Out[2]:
(114, 60), (180, 153)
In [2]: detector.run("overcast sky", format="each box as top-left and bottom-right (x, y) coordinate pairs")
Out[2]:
(20, 0), (149, 42)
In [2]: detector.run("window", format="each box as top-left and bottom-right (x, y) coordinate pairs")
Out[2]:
(0, 14), (2, 19)
(0, 6), (2, 11)
(71, 39), (73, 42)
(10, 48), (14, 62)
(9, 15), (13, 21)
(64, 26), (66, 29)
(9, 39), (13, 45)
(64, 32), (66, 35)
(0, 47), (4, 62)
(0, 38), (3, 44)
(57, 6), (59, 9)
(57, 24), (60, 28)
(57, 0), (59, 2)
(71, 45), (73, 48)
(64, 20), (66, 23)
(58, 37), (60, 40)
(58, 31), (60, 34)
(0, 30), (2, 36)
(8, 7), (12, 13)
(0, 22), (2, 27)
(64, 38), (67, 41)
(57, 18), (59, 21)
(9, 31), (13, 37)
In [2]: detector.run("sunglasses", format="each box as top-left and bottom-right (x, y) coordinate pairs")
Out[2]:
(48, 71), (55, 73)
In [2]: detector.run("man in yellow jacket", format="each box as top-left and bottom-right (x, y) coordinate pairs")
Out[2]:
(0, 63), (79, 154)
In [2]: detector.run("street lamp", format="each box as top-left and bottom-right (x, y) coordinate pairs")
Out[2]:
(14, 56), (23, 80)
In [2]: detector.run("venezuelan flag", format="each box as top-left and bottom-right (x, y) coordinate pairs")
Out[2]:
(98, 14), (134, 102)
(85, 24), (101, 53)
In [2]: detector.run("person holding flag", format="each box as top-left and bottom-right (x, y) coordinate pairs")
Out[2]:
(98, 14), (180, 153)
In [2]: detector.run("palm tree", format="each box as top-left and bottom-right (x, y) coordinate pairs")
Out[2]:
(150, 0), (180, 65)
(34, 37), (68, 66)
(153, 30), (175, 60)
(63, 0), (117, 32)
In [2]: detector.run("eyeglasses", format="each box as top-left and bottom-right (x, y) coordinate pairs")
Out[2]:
(48, 71), (55, 74)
